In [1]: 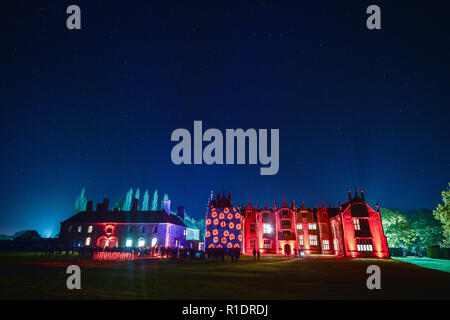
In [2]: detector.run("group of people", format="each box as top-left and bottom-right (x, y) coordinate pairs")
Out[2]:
(205, 247), (241, 263)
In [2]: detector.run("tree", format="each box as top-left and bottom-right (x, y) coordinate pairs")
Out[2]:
(433, 182), (450, 246)
(135, 188), (140, 200)
(72, 188), (87, 215)
(380, 208), (415, 249)
(151, 190), (159, 210)
(142, 190), (149, 211)
(123, 188), (133, 211)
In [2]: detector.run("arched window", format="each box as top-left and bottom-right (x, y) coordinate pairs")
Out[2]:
(85, 237), (91, 246)
(125, 238), (133, 247)
(87, 225), (93, 233)
(138, 238), (146, 247)
(151, 237), (157, 247)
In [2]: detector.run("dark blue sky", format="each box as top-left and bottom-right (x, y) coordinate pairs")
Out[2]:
(1, 1), (449, 236)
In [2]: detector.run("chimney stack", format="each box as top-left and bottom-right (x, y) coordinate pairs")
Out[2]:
(132, 198), (138, 211)
(354, 187), (358, 197)
(360, 190), (365, 201)
(177, 206), (185, 220)
(347, 190), (352, 201)
(103, 198), (109, 212)
(86, 200), (93, 212)
(95, 203), (102, 212)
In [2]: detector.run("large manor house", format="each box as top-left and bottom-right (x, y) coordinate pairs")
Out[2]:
(60, 188), (390, 259)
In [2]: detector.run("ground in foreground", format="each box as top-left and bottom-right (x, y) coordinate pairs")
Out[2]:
(0, 253), (449, 299)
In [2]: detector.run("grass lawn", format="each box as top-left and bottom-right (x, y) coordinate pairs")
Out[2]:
(392, 256), (450, 273)
(0, 252), (449, 300)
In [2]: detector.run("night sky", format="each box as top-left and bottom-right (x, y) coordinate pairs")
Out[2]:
(1, 1), (449, 237)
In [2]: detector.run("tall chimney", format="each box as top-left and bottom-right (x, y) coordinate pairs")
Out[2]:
(177, 206), (185, 220)
(103, 198), (109, 212)
(360, 190), (365, 201)
(163, 199), (171, 213)
(86, 200), (93, 212)
(347, 190), (352, 201)
(95, 203), (102, 212)
(132, 198), (138, 211)
(354, 187), (358, 197)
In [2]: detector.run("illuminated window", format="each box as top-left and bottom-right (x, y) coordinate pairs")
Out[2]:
(250, 239), (256, 249)
(296, 223), (303, 230)
(68, 225), (72, 232)
(308, 223), (316, 230)
(353, 219), (360, 231)
(138, 238), (146, 247)
(322, 239), (330, 250)
(140, 226), (145, 233)
(87, 225), (93, 233)
(77, 226), (82, 233)
(153, 226), (158, 233)
(85, 237), (91, 246)
(309, 235), (318, 246)
(357, 239), (373, 252)
(263, 224), (272, 234)
(263, 239), (271, 249)
(183, 229), (187, 236)
(126, 239), (133, 247)
(298, 235), (304, 246)
(250, 223), (256, 233)
(151, 237), (157, 247)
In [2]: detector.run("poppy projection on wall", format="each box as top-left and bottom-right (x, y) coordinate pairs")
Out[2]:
(205, 205), (242, 249)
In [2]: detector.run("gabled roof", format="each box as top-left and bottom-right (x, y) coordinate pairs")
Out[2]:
(61, 210), (187, 227)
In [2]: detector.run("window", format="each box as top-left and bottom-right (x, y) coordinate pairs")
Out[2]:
(323, 213), (327, 218)
(138, 238), (146, 247)
(320, 224), (327, 233)
(308, 223), (317, 230)
(140, 226), (145, 233)
(152, 226), (158, 233)
(263, 212), (269, 219)
(250, 223), (256, 233)
(77, 226), (82, 233)
(298, 235), (304, 246)
(250, 239), (256, 249)
(281, 220), (291, 229)
(128, 226), (133, 233)
(296, 223), (303, 230)
(333, 239), (339, 251)
(247, 211), (251, 217)
(126, 239), (133, 247)
(183, 229), (187, 236)
(151, 237), (157, 247)
(302, 212), (307, 218)
(263, 224), (272, 234)
(282, 210), (289, 218)
(322, 240), (330, 250)
(68, 225), (72, 232)
(309, 235), (318, 246)
(353, 218), (360, 231)
(357, 239), (373, 252)
(263, 239), (271, 249)
(106, 226), (113, 233)
(360, 219), (370, 230)
(87, 225), (93, 233)
(85, 237), (91, 246)
(282, 230), (291, 237)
